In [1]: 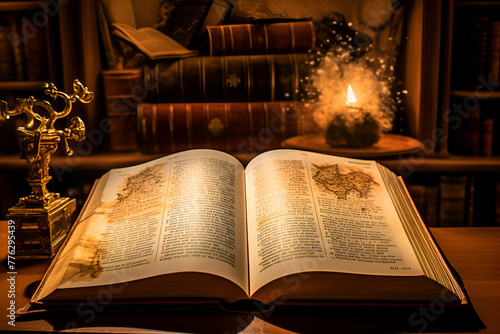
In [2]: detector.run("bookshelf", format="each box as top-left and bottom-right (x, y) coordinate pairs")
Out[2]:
(0, 1), (59, 156)
(0, 1), (58, 93)
(400, 0), (500, 227)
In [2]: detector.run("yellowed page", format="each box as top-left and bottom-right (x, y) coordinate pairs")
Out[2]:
(245, 149), (423, 296)
(48, 149), (248, 296)
(111, 23), (198, 59)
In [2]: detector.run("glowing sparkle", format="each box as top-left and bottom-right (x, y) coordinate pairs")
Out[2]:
(310, 51), (396, 134)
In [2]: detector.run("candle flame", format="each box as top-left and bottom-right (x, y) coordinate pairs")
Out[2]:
(347, 85), (357, 104)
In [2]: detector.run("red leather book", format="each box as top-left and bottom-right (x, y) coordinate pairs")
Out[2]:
(207, 20), (315, 56)
(143, 53), (312, 103)
(136, 101), (316, 154)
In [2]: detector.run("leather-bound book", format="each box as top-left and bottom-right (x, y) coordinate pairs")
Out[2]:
(207, 20), (315, 56)
(136, 101), (316, 154)
(143, 53), (312, 103)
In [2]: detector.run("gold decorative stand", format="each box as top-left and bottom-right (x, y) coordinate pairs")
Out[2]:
(0, 80), (93, 259)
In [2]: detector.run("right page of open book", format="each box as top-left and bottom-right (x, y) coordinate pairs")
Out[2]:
(245, 149), (423, 296)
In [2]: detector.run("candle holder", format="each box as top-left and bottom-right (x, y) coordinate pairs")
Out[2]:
(0, 79), (93, 259)
(325, 108), (381, 148)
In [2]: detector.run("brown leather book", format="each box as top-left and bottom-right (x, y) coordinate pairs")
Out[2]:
(136, 101), (317, 154)
(207, 20), (315, 56)
(143, 53), (313, 103)
(0, 25), (16, 81)
(102, 68), (143, 151)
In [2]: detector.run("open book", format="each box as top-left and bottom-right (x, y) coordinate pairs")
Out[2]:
(111, 23), (198, 60)
(31, 149), (466, 307)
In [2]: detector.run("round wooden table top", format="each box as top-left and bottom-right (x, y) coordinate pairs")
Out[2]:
(281, 133), (424, 158)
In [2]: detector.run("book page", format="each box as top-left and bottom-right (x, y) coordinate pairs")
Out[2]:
(48, 149), (248, 295)
(245, 149), (423, 296)
(111, 23), (198, 59)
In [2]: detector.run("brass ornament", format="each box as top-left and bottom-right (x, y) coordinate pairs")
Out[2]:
(1, 79), (94, 259)
(0, 79), (93, 206)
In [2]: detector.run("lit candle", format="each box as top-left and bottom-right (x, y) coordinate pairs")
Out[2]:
(324, 84), (381, 148)
(346, 85), (362, 111)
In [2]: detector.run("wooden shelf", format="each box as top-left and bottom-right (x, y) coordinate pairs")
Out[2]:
(1, 152), (500, 173)
(379, 155), (500, 173)
(455, 1), (500, 7)
(0, 1), (40, 12)
(0, 81), (48, 91)
(451, 90), (500, 99)
(0, 152), (256, 171)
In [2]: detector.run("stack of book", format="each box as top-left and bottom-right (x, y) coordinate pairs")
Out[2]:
(136, 19), (319, 155)
(98, 0), (319, 153)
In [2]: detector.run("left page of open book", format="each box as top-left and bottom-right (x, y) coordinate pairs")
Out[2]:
(34, 149), (248, 301)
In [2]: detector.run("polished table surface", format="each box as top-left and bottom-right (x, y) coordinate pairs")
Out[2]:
(1, 221), (499, 333)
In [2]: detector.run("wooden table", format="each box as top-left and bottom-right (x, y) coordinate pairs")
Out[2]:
(1, 221), (499, 333)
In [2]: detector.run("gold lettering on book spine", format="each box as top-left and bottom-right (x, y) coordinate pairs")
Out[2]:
(263, 24), (269, 52)
(245, 55), (251, 100)
(186, 103), (193, 148)
(269, 55), (275, 101)
(229, 25), (234, 54)
(247, 24), (253, 52)
(221, 25), (226, 54)
(168, 103), (176, 152)
(224, 103), (230, 151)
(152, 103), (159, 153)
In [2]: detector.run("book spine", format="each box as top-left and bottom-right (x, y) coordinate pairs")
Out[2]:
(20, 17), (49, 81)
(488, 21), (500, 85)
(480, 112), (495, 156)
(425, 185), (439, 227)
(102, 68), (143, 151)
(472, 173), (497, 226)
(452, 17), (488, 90)
(448, 101), (481, 155)
(144, 53), (311, 103)
(0, 24), (16, 81)
(207, 21), (315, 56)
(7, 18), (24, 80)
(439, 175), (468, 226)
(136, 101), (316, 154)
